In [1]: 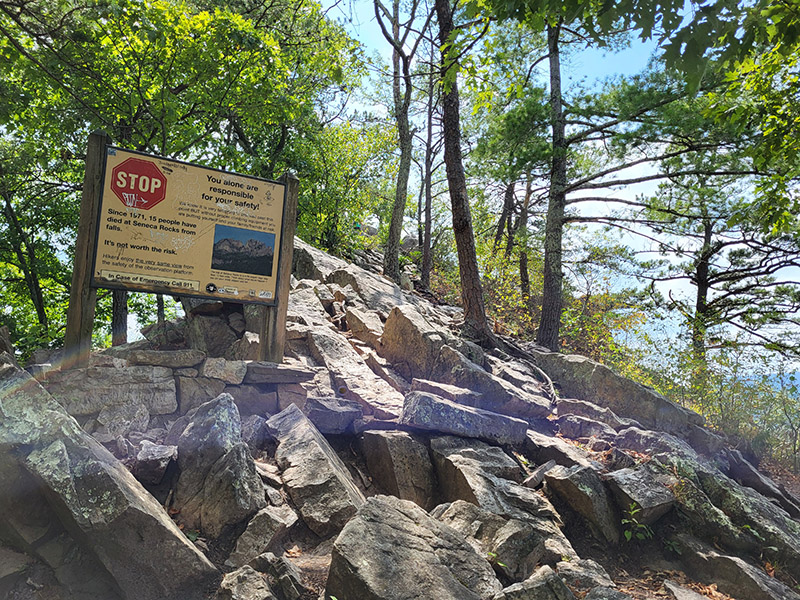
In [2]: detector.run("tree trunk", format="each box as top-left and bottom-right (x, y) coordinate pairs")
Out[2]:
(157, 294), (165, 326)
(691, 218), (713, 380)
(2, 195), (48, 328)
(112, 289), (128, 346)
(435, 0), (493, 344)
(537, 22), (567, 352)
(495, 181), (515, 250)
(421, 41), (437, 290)
(379, 0), (415, 283)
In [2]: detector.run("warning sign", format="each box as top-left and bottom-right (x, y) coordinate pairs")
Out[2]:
(91, 147), (286, 305)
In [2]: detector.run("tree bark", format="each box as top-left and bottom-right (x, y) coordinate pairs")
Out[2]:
(537, 22), (567, 352)
(435, 0), (493, 344)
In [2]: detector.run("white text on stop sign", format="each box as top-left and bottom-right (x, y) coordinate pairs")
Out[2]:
(115, 171), (163, 194)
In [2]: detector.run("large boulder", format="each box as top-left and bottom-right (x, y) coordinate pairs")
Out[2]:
(433, 500), (545, 582)
(430, 436), (575, 564)
(326, 495), (502, 600)
(307, 327), (404, 419)
(173, 394), (266, 537)
(120, 348), (206, 368)
(327, 264), (411, 315)
(604, 466), (675, 526)
(0, 353), (218, 600)
(293, 236), (349, 281)
(675, 534), (800, 600)
(266, 405), (365, 537)
(493, 565), (576, 600)
(362, 430), (436, 510)
(379, 304), (451, 380)
(545, 465), (620, 545)
(434, 346), (551, 420)
(225, 505), (298, 568)
(401, 391), (529, 446)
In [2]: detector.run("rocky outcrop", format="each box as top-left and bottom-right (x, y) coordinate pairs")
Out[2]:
(529, 350), (704, 436)
(7, 237), (800, 600)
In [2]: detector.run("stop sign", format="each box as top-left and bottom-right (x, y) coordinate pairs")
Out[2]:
(110, 157), (168, 209)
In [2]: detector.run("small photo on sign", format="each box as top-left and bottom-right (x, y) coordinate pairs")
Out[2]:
(211, 224), (275, 277)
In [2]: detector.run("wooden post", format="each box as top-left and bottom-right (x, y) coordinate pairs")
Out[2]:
(64, 131), (110, 368)
(258, 172), (299, 362)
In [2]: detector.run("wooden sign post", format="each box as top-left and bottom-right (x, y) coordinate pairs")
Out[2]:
(64, 131), (110, 368)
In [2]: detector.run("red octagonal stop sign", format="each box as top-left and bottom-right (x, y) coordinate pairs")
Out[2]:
(110, 157), (167, 210)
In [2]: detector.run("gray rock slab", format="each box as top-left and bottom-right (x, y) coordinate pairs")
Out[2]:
(43, 365), (177, 416)
(545, 465), (620, 544)
(676, 534), (800, 600)
(556, 415), (617, 441)
(363, 430), (436, 510)
(529, 350), (703, 436)
(123, 349), (206, 368)
(379, 304), (451, 380)
(556, 398), (634, 431)
(174, 394), (266, 537)
(346, 306), (384, 348)
(201, 443), (267, 538)
(177, 375), (227, 415)
(434, 346), (552, 420)
(293, 236), (349, 281)
(326, 495), (502, 600)
(96, 401), (150, 439)
(308, 328), (404, 419)
(401, 391), (529, 446)
(185, 314), (238, 357)
(303, 395), (362, 434)
(493, 565), (576, 600)
(411, 378), (485, 406)
(363, 351), (411, 394)
(287, 286), (331, 327)
(604, 466), (675, 525)
(225, 505), (298, 568)
(555, 559), (614, 594)
(327, 264), (411, 315)
(201, 357), (247, 385)
(434, 500), (544, 583)
(224, 385), (278, 417)
(525, 430), (600, 470)
(430, 436), (576, 564)
(0, 354), (218, 600)
(662, 580), (709, 600)
(133, 440), (177, 485)
(244, 361), (317, 384)
(266, 405), (365, 537)
(216, 565), (277, 600)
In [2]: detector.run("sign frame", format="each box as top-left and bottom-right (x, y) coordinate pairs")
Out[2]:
(89, 145), (288, 307)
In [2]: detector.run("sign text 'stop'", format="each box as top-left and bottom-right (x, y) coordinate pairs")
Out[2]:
(110, 157), (168, 210)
